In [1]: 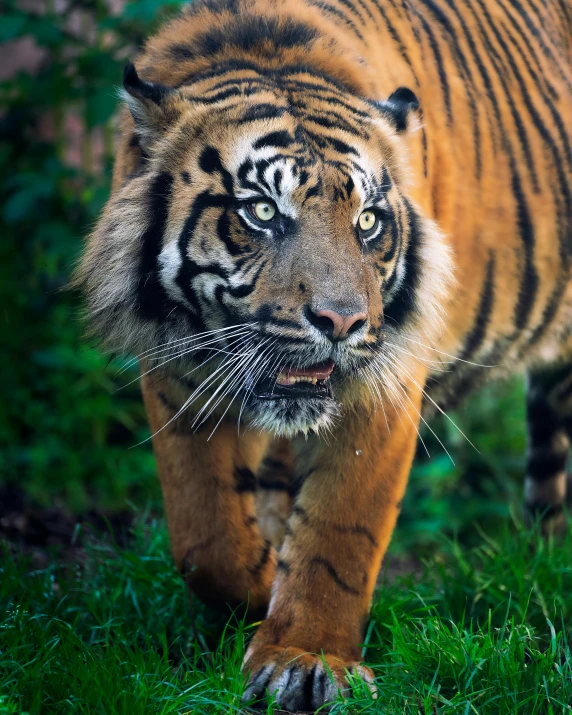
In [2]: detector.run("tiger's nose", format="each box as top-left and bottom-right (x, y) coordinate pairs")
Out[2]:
(305, 306), (368, 340)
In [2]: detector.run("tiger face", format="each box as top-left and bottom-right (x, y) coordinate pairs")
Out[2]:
(79, 65), (452, 436)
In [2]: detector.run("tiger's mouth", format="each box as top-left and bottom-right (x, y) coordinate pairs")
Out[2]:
(253, 359), (335, 400)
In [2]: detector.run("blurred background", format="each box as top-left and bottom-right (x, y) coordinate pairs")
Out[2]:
(0, 0), (528, 559)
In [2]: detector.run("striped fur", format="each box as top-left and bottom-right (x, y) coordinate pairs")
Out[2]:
(76, 0), (572, 709)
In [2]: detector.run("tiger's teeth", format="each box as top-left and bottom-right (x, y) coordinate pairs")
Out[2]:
(275, 373), (320, 386)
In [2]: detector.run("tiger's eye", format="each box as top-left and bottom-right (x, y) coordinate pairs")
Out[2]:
(252, 201), (276, 221)
(358, 210), (377, 232)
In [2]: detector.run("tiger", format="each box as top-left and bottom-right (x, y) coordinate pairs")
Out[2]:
(75, 0), (572, 709)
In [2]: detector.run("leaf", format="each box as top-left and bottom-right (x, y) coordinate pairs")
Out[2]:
(3, 182), (53, 224)
(0, 14), (27, 42)
(85, 88), (118, 128)
(24, 16), (64, 47)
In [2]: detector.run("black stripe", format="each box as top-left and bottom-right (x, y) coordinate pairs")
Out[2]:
(354, 0), (377, 23)
(378, 209), (399, 261)
(257, 478), (291, 491)
(158, 392), (178, 412)
(508, 0), (572, 90)
(383, 201), (420, 327)
(496, 0), (557, 99)
(249, 539), (272, 575)
(475, 0), (570, 201)
(337, 0), (368, 25)
(332, 523), (379, 547)
(180, 59), (363, 97)
(199, 146), (234, 195)
(277, 559), (291, 574)
(291, 504), (309, 522)
(224, 258), (267, 299)
(288, 81), (371, 117)
(310, 557), (361, 595)
(458, 251), (495, 360)
(290, 470), (314, 497)
(454, 0), (539, 190)
(429, 0), (493, 179)
(497, 2), (559, 102)
(273, 168), (283, 195)
(179, 58), (265, 85)
(261, 457), (287, 471)
(439, 0), (539, 333)
(216, 212), (242, 256)
(345, 176), (355, 200)
(235, 467), (256, 492)
(176, 191), (233, 312)
(303, 181), (322, 203)
(303, 111), (364, 137)
(373, 0), (430, 175)
(170, 16), (318, 63)
(405, 2), (453, 124)
(526, 452), (568, 481)
(307, 0), (365, 41)
(253, 130), (295, 150)
(237, 103), (288, 123)
(496, 11), (572, 169)
(196, 87), (245, 104)
(556, 379), (572, 405)
(303, 128), (359, 155)
(527, 387), (561, 445)
(204, 74), (273, 95)
(510, 165), (538, 331)
(480, 6), (572, 347)
(135, 172), (176, 320)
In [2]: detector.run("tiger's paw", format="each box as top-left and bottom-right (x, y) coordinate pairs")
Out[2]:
(241, 645), (376, 711)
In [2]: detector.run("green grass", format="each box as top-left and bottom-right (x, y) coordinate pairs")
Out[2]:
(2, 377), (571, 713)
(2, 513), (571, 714)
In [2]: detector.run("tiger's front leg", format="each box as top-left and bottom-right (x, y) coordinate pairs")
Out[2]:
(141, 374), (276, 616)
(242, 386), (422, 711)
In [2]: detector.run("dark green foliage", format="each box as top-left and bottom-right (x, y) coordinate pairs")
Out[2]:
(400, 378), (527, 553)
(0, 0), (186, 510)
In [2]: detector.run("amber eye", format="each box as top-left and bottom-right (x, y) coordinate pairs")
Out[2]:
(249, 200), (276, 222)
(358, 210), (378, 234)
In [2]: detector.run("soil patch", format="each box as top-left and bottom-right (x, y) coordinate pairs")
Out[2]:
(0, 482), (134, 568)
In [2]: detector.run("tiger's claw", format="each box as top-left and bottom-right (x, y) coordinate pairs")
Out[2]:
(242, 645), (376, 711)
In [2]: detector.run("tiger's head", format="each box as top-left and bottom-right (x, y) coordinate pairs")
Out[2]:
(77, 60), (453, 437)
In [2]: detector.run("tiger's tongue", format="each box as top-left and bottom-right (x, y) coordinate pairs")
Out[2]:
(276, 360), (335, 386)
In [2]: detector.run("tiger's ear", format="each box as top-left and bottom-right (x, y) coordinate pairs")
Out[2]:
(122, 62), (179, 147)
(374, 87), (420, 132)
